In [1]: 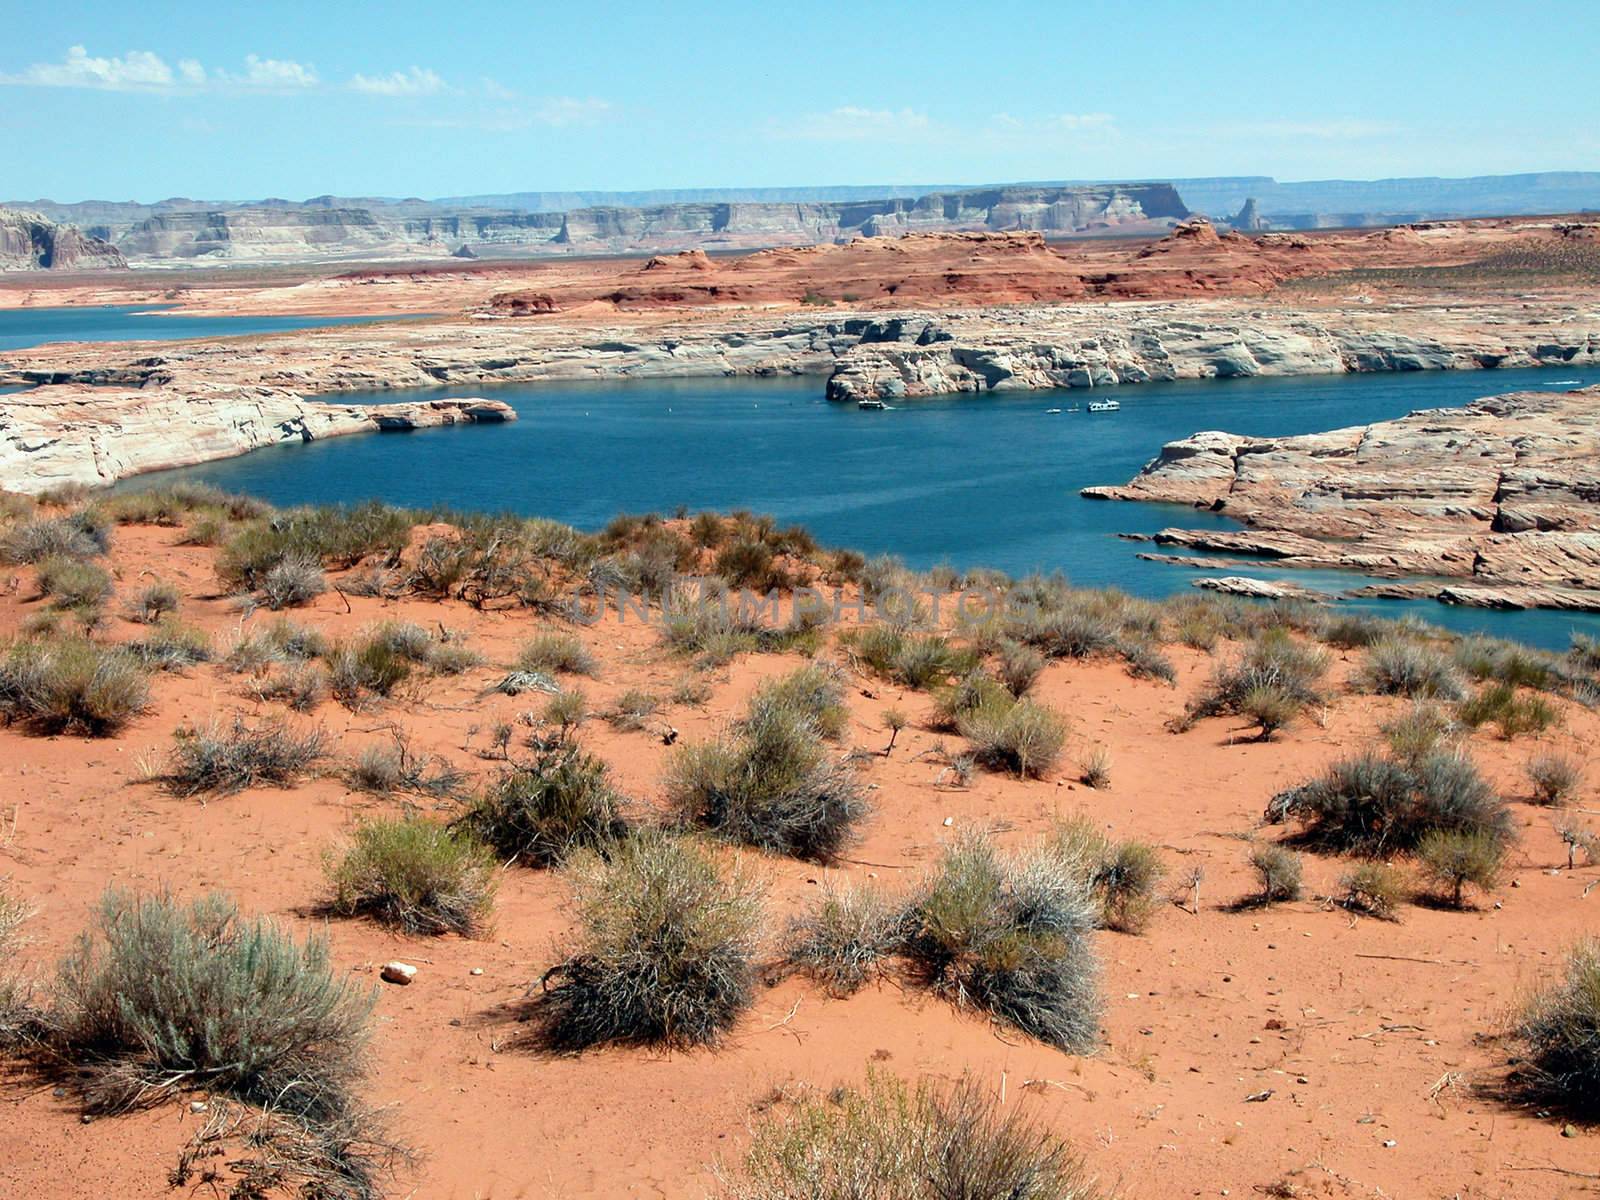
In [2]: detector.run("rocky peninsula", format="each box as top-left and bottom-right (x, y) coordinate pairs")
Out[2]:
(1085, 385), (1600, 610)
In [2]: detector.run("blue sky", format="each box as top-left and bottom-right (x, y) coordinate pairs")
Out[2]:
(4, 0), (1597, 202)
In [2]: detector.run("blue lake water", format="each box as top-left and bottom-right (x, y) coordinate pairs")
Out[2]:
(0, 304), (403, 354)
(120, 364), (1600, 651)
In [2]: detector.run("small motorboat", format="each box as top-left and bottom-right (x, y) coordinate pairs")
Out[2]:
(1044, 407), (1063, 414)
(857, 399), (888, 410)
(1087, 399), (1121, 413)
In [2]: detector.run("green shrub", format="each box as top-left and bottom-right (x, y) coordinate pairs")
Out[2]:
(727, 1071), (1107, 1200)
(666, 700), (867, 862)
(1267, 748), (1508, 854)
(517, 631), (598, 677)
(1458, 682), (1560, 738)
(1570, 633), (1600, 674)
(226, 617), (328, 672)
(1337, 861), (1406, 920)
(532, 832), (762, 1050)
(782, 881), (906, 995)
(747, 663), (849, 741)
(931, 669), (1012, 732)
(1358, 637), (1466, 700)
(1116, 636), (1177, 684)
(216, 502), (411, 591)
(1240, 682), (1303, 741)
(957, 695), (1067, 779)
(714, 538), (786, 590)
(1417, 828), (1504, 908)
(1380, 702), (1458, 763)
(50, 890), (372, 1123)
(254, 662), (327, 712)
(996, 639), (1046, 696)
(1048, 819), (1165, 934)
(1527, 751), (1583, 806)
(458, 743), (629, 867)
(1510, 939), (1600, 1118)
(902, 834), (1101, 1051)
(1248, 844), (1303, 904)
(160, 718), (327, 797)
(0, 636), (148, 735)
(1316, 613), (1389, 649)
(887, 634), (970, 690)
(543, 687), (589, 733)
(35, 555), (113, 609)
(327, 629), (418, 707)
(124, 580), (180, 624)
(326, 817), (497, 936)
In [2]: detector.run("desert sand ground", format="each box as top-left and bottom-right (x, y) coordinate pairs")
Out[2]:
(2, 519), (1597, 1199)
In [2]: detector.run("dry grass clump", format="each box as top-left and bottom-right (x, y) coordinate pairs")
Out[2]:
(1248, 844), (1303, 904)
(956, 693), (1068, 779)
(1078, 745), (1112, 790)
(542, 687), (590, 735)
(226, 617), (329, 672)
(1181, 629), (1328, 738)
(996, 639), (1046, 696)
(1337, 861), (1406, 920)
(1380, 701), (1459, 763)
(0, 510), (111, 564)
(841, 625), (973, 690)
(667, 697), (867, 863)
(127, 618), (212, 671)
(1049, 816), (1164, 933)
(457, 743), (629, 867)
(1266, 747), (1508, 856)
(604, 689), (660, 731)
(1525, 750), (1583, 806)
(726, 1072), (1107, 1200)
(782, 881), (907, 996)
(532, 832), (763, 1051)
(901, 833), (1101, 1051)
(516, 631), (599, 677)
(160, 717), (327, 797)
(326, 817), (497, 936)
(1508, 939), (1600, 1119)
(345, 733), (467, 799)
(0, 636), (149, 736)
(253, 662), (329, 712)
(215, 501), (412, 593)
(123, 579), (180, 624)
(1358, 636), (1466, 700)
(327, 621), (452, 707)
(259, 554), (327, 610)
(1416, 829), (1504, 908)
(36, 890), (389, 1197)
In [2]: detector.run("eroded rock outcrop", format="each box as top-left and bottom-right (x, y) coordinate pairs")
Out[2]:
(0, 209), (126, 271)
(1086, 385), (1600, 609)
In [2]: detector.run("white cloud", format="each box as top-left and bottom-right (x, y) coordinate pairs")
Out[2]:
(350, 66), (446, 96)
(780, 106), (932, 142)
(228, 53), (319, 90)
(4, 45), (176, 90)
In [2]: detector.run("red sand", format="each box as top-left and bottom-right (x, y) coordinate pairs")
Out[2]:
(1, 525), (1596, 1197)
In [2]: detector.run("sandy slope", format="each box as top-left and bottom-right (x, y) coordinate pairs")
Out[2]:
(1, 524), (1596, 1198)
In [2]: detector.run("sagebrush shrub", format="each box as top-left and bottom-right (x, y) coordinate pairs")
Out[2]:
(1186, 630), (1328, 732)
(259, 555), (327, 610)
(1511, 939), (1600, 1118)
(0, 511), (110, 564)
(1267, 748), (1508, 854)
(128, 618), (212, 671)
(327, 817), (497, 936)
(1338, 861), (1406, 920)
(533, 832), (762, 1050)
(0, 636), (148, 736)
(124, 580), (180, 624)
(1358, 637), (1466, 700)
(957, 695), (1067, 779)
(1417, 828), (1503, 908)
(1249, 844), (1303, 903)
(517, 631), (598, 677)
(1526, 751), (1583, 806)
(783, 881), (906, 996)
(35, 555), (113, 610)
(458, 743), (629, 867)
(903, 834), (1101, 1051)
(747, 663), (849, 741)
(667, 701), (867, 862)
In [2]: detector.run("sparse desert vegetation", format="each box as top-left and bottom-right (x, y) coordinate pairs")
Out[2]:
(1, 489), (1598, 1197)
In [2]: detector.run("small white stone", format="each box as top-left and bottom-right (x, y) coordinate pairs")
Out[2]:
(381, 961), (417, 985)
(469, 967), (484, 976)
(190, 1101), (208, 1114)
(942, 817), (954, 827)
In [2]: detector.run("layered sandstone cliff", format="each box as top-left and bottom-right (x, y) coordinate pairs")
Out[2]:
(0, 209), (126, 271)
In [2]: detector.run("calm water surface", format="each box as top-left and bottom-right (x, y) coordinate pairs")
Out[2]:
(0, 304), (404, 353)
(123, 364), (1600, 650)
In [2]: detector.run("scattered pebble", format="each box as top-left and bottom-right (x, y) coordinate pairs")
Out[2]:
(1382, 1139), (1397, 1148)
(1244, 1089), (1273, 1102)
(1562, 1124), (1578, 1138)
(381, 961), (417, 985)
(190, 1101), (208, 1114)
(469, 967), (484, 976)
(942, 817), (954, 827)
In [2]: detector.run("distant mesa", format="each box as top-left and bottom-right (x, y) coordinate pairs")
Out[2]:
(0, 207), (126, 271)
